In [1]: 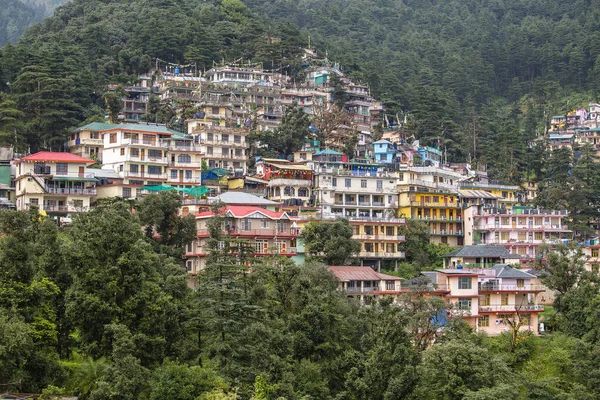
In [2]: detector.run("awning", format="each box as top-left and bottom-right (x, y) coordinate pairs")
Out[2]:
(53, 176), (98, 182)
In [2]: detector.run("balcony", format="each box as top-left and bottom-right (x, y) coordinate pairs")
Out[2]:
(74, 138), (103, 146)
(166, 176), (200, 184)
(121, 138), (164, 147)
(355, 234), (406, 241)
(478, 283), (545, 292)
(430, 230), (463, 236)
(124, 171), (167, 179)
(359, 251), (406, 259)
(411, 200), (460, 208)
(167, 145), (203, 152)
(46, 187), (97, 195)
(479, 304), (544, 312)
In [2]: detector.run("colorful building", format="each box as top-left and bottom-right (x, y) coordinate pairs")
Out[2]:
(14, 152), (97, 215)
(184, 205), (300, 274)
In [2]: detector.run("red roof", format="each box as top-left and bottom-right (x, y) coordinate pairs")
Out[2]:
(16, 152), (95, 164)
(328, 266), (403, 282)
(196, 205), (289, 220)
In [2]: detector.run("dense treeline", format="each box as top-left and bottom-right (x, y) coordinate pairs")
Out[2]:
(0, 0), (304, 151)
(0, 0), (66, 46)
(2, 0), (600, 184)
(243, 0), (600, 178)
(1, 192), (600, 399)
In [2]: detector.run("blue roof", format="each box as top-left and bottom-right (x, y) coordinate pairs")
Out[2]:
(373, 139), (392, 144)
(314, 149), (343, 156)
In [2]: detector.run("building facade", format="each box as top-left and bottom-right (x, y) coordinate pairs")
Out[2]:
(14, 152), (97, 215)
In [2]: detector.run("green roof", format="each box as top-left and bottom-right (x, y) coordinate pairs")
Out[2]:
(552, 115), (565, 119)
(73, 122), (184, 137)
(72, 122), (119, 132)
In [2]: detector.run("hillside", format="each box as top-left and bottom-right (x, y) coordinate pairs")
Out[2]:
(2, 0), (600, 181)
(0, 0), (69, 45)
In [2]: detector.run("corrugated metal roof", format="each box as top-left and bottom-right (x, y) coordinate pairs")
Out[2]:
(328, 266), (403, 282)
(459, 190), (500, 199)
(444, 245), (518, 259)
(492, 264), (537, 279)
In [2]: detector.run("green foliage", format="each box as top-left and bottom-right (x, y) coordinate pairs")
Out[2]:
(254, 103), (311, 156)
(301, 218), (361, 265)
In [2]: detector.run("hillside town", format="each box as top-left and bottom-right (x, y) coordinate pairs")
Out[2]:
(0, 51), (590, 340)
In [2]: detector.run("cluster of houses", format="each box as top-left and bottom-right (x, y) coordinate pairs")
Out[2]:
(1, 55), (591, 337)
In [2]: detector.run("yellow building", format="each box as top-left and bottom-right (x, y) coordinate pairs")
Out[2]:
(398, 190), (464, 246)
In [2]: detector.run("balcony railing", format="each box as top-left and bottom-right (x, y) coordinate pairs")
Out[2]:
(359, 251), (406, 259)
(479, 304), (544, 312)
(124, 171), (167, 179)
(355, 234), (406, 241)
(430, 230), (463, 236)
(46, 187), (97, 195)
(478, 283), (545, 291)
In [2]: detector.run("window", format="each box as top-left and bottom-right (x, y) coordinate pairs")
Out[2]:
(385, 280), (395, 291)
(171, 170), (178, 179)
(90, 132), (99, 139)
(186, 260), (193, 273)
(593, 249), (599, 258)
(254, 239), (268, 253)
(234, 135), (241, 144)
(535, 232), (543, 241)
(149, 150), (162, 158)
(516, 279), (525, 288)
(298, 187), (308, 197)
(122, 187), (132, 198)
(129, 164), (138, 173)
(206, 146), (213, 155)
(109, 133), (117, 143)
(458, 277), (472, 289)
(177, 154), (191, 163)
(481, 294), (491, 306)
(130, 148), (139, 157)
(55, 163), (68, 175)
(332, 178), (337, 187)
(185, 170), (192, 179)
(212, 106), (220, 115)
(458, 297), (472, 310)
(186, 242), (193, 253)
(30, 198), (39, 205)
(120, 148), (125, 156)
(345, 178), (351, 188)
(478, 315), (490, 327)
(148, 166), (162, 175)
(520, 313), (531, 325)
(261, 220), (269, 228)
(241, 218), (252, 231)
(376, 180), (383, 189)
(501, 293), (509, 305)
(361, 179), (367, 188)
(235, 149), (243, 157)
(399, 173), (404, 181)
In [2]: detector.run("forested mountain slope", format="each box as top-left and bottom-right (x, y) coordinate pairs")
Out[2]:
(2, 0), (600, 181)
(245, 0), (600, 178)
(0, 0), (69, 45)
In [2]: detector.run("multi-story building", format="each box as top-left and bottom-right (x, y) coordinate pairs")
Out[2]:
(328, 266), (403, 305)
(257, 159), (314, 206)
(466, 206), (571, 265)
(414, 265), (544, 335)
(184, 205), (300, 274)
(314, 169), (398, 220)
(186, 122), (249, 175)
(68, 122), (117, 162)
(162, 134), (204, 188)
(121, 85), (150, 122)
(14, 152), (97, 214)
(101, 124), (182, 198)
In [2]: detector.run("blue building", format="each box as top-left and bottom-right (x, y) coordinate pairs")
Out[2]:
(373, 139), (397, 163)
(417, 146), (443, 166)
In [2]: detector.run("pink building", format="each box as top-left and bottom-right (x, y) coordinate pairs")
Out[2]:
(413, 265), (544, 335)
